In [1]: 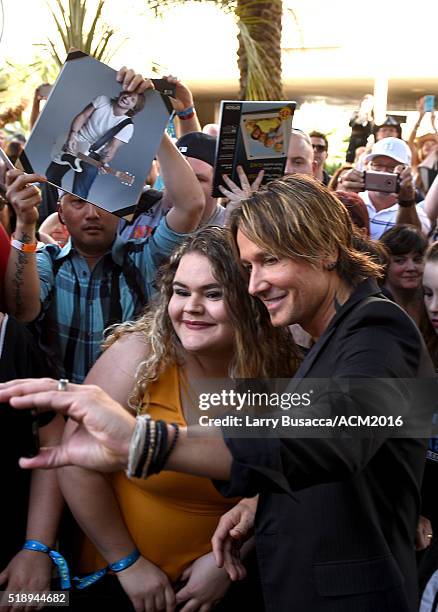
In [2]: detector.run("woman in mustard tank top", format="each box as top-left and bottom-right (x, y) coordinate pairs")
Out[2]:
(59, 227), (299, 611)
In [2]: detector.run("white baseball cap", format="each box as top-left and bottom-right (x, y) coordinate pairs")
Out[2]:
(363, 137), (412, 166)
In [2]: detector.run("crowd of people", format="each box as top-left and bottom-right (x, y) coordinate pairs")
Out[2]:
(1, 69), (438, 612)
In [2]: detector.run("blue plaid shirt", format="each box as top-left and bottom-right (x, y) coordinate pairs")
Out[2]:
(36, 217), (185, 383)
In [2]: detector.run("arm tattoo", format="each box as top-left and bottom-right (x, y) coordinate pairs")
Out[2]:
(13, 232), (32, 318)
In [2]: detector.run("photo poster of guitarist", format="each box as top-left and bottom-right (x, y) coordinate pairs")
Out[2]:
(20, 51), (174, 217)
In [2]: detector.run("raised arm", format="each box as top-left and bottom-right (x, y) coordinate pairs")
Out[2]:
(407, 98), (425, 168)
(4, 170), (44, 321)
(395, 165), (421, 230)
(163, 75), (202, 137)
(29, 86), (44, 131)
(395, 203), (421, 230)
(158, 132), (205, 232)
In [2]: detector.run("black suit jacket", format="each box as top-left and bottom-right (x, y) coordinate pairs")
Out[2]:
(218, 279), (435, 612)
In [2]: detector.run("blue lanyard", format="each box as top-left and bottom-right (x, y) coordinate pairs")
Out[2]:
(23, 540), (71, 590)
(73, 548), (140, 590)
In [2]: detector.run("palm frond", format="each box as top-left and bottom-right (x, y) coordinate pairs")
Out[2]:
(85, 0), (106, 52)
(238, 21), (276, 100)
(145, 0), (236, 18)
(42, 0), (123, 65)
(48, 37), (64, 67)
(48, 0), (70, 53)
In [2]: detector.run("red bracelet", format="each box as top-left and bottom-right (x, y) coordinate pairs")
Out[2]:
(178, 111), (195, 121)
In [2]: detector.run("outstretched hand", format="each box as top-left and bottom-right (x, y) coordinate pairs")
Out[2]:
(5, 170), (45, 227)
(219, 166), (264, 203)
(0, 378), (135, 472)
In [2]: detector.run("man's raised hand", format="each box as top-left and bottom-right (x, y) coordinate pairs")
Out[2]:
(5, 170), (45, 227)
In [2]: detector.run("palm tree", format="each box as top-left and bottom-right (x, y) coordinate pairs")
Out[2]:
(45, 0), (124, 68)
(147, 0), (284, 100)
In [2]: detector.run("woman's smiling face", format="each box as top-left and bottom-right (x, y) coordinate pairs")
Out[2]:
(168, 252), (235, 357)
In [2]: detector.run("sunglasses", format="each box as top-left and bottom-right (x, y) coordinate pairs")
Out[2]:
(312, 144), (327, 152)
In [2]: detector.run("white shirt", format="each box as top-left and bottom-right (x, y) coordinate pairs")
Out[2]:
(206, 203), (227, 227)
(77, 95), (134, 151)
(359, 191), (431, 240)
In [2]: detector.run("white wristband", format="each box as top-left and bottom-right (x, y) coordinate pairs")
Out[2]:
(11, 239), (38, 253)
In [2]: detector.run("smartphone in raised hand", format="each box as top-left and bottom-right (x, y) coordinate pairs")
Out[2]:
(364, 171), (399, 193)
(151, 79), (176, 98)
(424, 95), (435, 113)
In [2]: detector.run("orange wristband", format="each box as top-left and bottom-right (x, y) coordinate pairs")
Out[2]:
(11, 239), (38, 253)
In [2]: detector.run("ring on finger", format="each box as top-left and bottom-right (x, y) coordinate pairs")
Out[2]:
(57, 378), (69, 392)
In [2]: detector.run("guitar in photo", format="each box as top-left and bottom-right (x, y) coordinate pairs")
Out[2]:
(46, 90), (145, 199)
(51, 143), (135, 187)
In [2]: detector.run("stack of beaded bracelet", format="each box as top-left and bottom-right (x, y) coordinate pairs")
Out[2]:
(127, 416), (180, 479)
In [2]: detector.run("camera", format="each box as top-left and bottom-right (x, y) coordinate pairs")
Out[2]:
(364, 171), (399, 194)
(151, 79), (176, 98)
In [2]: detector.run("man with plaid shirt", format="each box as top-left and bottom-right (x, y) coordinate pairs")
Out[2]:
(5, 130), (204, 383)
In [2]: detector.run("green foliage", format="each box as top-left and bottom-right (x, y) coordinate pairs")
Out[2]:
(238, 21), (280, 100)
(144, 0), (283, 100)
(325, 161), (342, 176)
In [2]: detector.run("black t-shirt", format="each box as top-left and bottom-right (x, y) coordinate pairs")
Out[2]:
(0, 315), (53, 568)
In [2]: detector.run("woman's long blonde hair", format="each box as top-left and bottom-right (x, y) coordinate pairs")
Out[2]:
(104, 226), (300, 410)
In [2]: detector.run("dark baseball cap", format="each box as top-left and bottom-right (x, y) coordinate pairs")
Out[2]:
(176, 132), (217, 167)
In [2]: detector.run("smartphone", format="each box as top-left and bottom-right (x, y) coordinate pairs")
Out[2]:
(151, 79), (176, 98)
(364, 171), (399, 193)
(424, 95), (435, 113)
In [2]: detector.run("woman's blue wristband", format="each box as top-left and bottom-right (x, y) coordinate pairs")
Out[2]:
(23, 539), (71, 590)
(73, 548), (140, 590)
